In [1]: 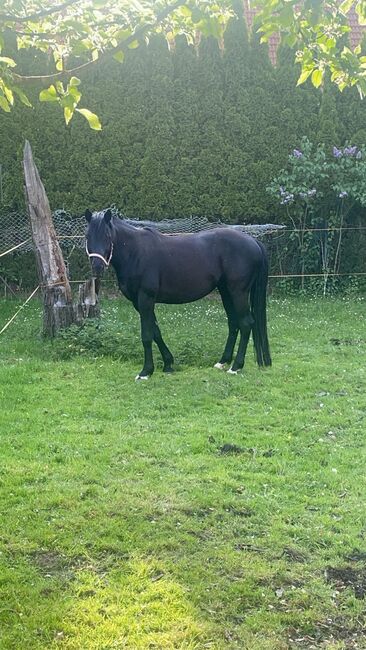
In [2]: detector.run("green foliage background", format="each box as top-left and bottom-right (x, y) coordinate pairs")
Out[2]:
(0, 8), (365, 289)
(2, 11), (365, 220)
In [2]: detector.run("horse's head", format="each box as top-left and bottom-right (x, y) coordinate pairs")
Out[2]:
(85, 208), (114, 280)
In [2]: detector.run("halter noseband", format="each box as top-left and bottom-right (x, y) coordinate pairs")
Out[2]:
(85, 241), (113, 267)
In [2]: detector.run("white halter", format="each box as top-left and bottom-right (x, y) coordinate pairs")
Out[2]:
(85, 241), (113, 267)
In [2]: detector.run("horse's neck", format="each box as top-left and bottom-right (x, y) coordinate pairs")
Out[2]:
(111, 220), (140, 274)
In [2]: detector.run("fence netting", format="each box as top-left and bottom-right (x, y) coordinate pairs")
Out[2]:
(0, 208), (284, 258)
(1, 209), (365, 295)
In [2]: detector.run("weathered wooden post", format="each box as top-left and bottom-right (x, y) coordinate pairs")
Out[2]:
(23, 140), (76, 336)
(75, 278), (100, 322)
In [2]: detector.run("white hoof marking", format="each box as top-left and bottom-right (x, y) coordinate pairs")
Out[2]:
(227, 368), (238, 375)
(135, 374), (149, 381)
(214, 362), (226, 370)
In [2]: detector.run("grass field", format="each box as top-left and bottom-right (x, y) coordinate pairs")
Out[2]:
(0, 293), (365, 650)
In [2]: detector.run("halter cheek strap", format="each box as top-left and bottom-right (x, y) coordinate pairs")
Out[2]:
(85, 241), (113, 267)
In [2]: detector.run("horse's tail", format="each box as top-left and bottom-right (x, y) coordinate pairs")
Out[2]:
(250, 241), (272, 367)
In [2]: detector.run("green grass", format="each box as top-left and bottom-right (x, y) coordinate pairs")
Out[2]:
(0, 294), (366, 649)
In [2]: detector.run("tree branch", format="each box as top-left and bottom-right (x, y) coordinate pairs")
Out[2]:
(0, 0), (84, 23)
(12, 0), (185, 85)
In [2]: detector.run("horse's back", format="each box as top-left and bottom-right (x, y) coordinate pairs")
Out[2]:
(140, 228), (265, 303)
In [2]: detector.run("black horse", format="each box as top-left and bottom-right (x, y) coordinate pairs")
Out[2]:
(85, 209), (271, 380)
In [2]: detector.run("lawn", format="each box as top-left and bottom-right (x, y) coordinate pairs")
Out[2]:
(0, 293), (365, 649)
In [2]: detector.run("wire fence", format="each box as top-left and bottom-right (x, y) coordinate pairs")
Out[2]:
(0, 209), (365, 292)
(0, 208), (286, 258)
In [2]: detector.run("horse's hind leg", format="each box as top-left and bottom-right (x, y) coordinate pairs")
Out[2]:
(229, 290), (253, 374)
(216, 286), (239, 368)
(153, 311), (174, 373)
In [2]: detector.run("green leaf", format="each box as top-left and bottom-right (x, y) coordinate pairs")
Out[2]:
(113, 51), (125, 63)
(297, 67), (314, 85)
(179, 5), (192, 17)
(340, 0), (355, 13)
(64, 106), (73, 125)
(0, 56), (16, 68)
(128, 40), (139, 49)
(61, 93), (77, 110)
(311, 68), (324, 88)
(39, 85), (59, 102)
(115, 29), (132, 41)
(0, 95), (10, 112)
(54, 53), (63, 71)
(68, 86), (81, 103)
(356, 0), (366, 22)
(76, 108), (102, 130)
(13, 87), (32, 107)
(284, 33), (298, 48)
(69, 76), (81, 87)
(3, 85), (13, 105)
(279, 4), (294, 28)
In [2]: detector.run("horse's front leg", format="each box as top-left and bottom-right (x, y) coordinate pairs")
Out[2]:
(137, 291), (156, 380)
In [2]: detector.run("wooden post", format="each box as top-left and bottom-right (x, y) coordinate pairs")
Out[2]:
(75, 278), (100, 323)
(23, 140), (75, 336)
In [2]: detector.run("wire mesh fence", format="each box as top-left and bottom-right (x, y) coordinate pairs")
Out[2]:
(1, 208), (365, 294)
(0, 207), (285, 258)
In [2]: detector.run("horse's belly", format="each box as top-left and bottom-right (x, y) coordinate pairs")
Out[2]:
(157, 275), (217, 304)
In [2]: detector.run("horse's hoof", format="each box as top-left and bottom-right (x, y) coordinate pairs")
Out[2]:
(227, 368), (238, 375)
(135, 374), (149, 381)
(214, 362), (226, 370)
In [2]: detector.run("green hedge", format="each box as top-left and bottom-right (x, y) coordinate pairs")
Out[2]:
(2, 14), (365, 221)
(0, 11), (365, 289)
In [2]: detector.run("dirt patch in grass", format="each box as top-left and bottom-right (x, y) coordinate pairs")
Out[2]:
(330, 338), (366, 346)
(287, 616), (365, 649)
(219, 443), (255, 455)
(30, 548), (127, 580)
(30, 550), (89, 579)
(281, 546), (309, 563)
(345, 549), (366, 562)
(326, 565), (366, 599)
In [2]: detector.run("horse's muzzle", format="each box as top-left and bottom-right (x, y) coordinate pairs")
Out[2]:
(91, 258), (106, 279)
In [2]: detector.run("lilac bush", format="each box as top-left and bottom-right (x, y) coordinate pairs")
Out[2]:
(267, 137), (366, 293)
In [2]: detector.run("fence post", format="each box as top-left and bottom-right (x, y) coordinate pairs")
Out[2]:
(23, 140), (75, 336)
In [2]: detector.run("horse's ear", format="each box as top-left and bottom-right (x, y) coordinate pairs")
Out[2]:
(104, 209), (112, 224)
(85, 209), (92, 223)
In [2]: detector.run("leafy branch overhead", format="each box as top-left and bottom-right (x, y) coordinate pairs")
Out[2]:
(1, 2), (366, 129)
(0, 0), (232, 127)
(252, 0), (366, 98)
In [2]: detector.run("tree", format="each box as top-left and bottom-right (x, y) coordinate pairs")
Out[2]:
(252, 0), (366, 98)
(2, 1), (366, 133)
(0, 0), (232, 126)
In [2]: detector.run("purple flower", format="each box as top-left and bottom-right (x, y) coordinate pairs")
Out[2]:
(344, 146), (358, 157)
(280, 192), (294, 205)
(333, 146), (343, 158)
(339, 191), (348, 198)
(293, 149), (303, 158)
(308, 188), (317, 196)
